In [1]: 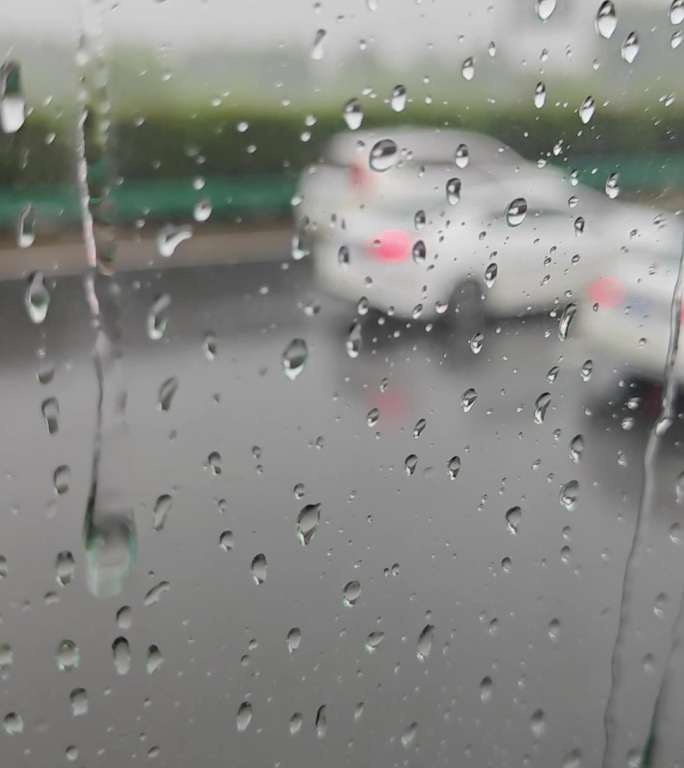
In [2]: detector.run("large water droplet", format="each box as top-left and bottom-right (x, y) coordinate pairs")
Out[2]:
(447, 456), (461, 479)
(342, 98), (363, 130)
(147, 294), (171, 340)
(506, 197), (528, 227)
(42, 397), (59, 435)
(621, 31), (639, 63)
(112, 636), (131, 675)
(346, 321), (363, 358)
(144, 580), (170, 606)
(670, 0), (684, 24)
(569, 434), (584, 463)
(283, 338), (308, 381)
(558, 303), (577, 340)
(70, 688), (88, 716)
(417, 624), (434, 661)
(17, 204), (36, 248)
(251, 553), (267, 584)
(193, 198), (212, 223)
(446, 177), (461, 205)
(25, 271), (50, 324)
(595, 1), (617, 38)
(3, 712), (24, 735)
(158, 376), (179, 412)
(401, 722), (418, 748)
(484, 262), (498, 289)
(146, 644), (164, 674)
(390, 84), (407, 112)
(236, 701), (253, 731)
(365, 631), (385, 653)
(461, 56), (475, 80)
(579, 96), (595, 124)
(219, 530), (234, 551)
(534, 392), (551, 424)
(536, 0), (556, 19)
(54, 465), (70, 495)
(55, 551), (76, 586)
(203, 331), (217, 361)
(414, 209), (426, 230)
(0, 61), (25, 134)
(287, 627), (301, 653)
(343, 579), (361, 606)
(153, 494), (172, 532)
(0, 643), (13, 671)
(56, 640), (80, 671)
(116, 605), (132, 630)
(455, 143), (469, 169)
(296, 503), (321, 545)
(530, 708), (546, 738)
(480, 675), (493, 702)
(311, 29), (326, 60)
(156, 225), (192, 258)
(405, 454), (418, 476)
(563, 749), (583, 768)
(560, 480), (580, 511)
(672, 29), (683, 47)
(315, 704), (327, 738)
(605, 172), (620, 199)
(505, 506), (522, 534)
(534, 81), (546, 108)
(461, 388), (478, 412)
(369, 139), (397, 172)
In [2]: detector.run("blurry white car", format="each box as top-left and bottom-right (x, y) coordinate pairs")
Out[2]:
(576, 247), (684, 386)
(296, 127), (681, 321)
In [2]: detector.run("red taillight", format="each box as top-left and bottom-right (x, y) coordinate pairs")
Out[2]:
(368, 229), (411, 261)
(588, 275), (625, 308)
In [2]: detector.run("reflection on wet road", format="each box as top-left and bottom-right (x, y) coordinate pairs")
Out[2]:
(1, 255), (683, 766)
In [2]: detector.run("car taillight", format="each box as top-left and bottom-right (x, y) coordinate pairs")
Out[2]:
(368, 229), (412, 261)
(588, 275), (625, 308)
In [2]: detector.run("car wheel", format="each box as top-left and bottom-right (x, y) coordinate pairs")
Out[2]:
(449, 279), (485, 330)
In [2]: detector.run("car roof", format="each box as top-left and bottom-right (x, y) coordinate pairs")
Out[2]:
(323, 127), (522, 167)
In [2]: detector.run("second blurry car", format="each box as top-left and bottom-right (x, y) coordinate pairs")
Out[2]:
(296, 127), (681, 322)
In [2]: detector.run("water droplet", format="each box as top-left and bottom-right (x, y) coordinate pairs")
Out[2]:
(0, 643), (12, 671)
(461, 388), (478, 413)
(580, 359), (593, 381)
(604, 172), (620, 199)
(287, 627), (301, 653)
(17, 204), (36, 248)
(146, 644), (164, 674)
(147, 294), (171, 340)
(595, 1), (617, 38)
(390, 84), (407, 112)
(53, 465), (70, 495)
(236, 701), (253, 731)
(315, 704), (328, 738)
(530, 708), (546, 738)
(461, 56), (475, 80)
(343, 580), (361, 606)
(144, 580), (170, 606)
(469, 332), (484, 354)
(414, 209), (426, 230)
(343, 98), (363, 130)
(208, 451), (222, 475)
(55, 551), (75, 586)
(455, 143), (469, 169)
(282, 338), (308, 381)
(289, 712), (303, 734)
(202, 331), (217, 361)
(506, 506), (522, 534)
(480, 676), (493, 702)
(671, 0), (684, 24)
(25, 271), (50, 324)
(56, 640), (80, 671)
(417, 624), (434, 660)
(156, 225), (192, 258)
(116, 605), (132, 630)
(70, 688), (88, 716)
(412, 240), (426, 264)
(446, 177), (461, 204)
(446, 456), (461, 480)
(158, 376), (179, 412)
(0, 61), (25, 134)
(621, 32), (639, 63)
(506, 198), (528, 227)
(251, 553), (267, 585)
(296, 503), (321, 545)
(216, 530), (233, 553)
(534, 82), (546, 108)
(42, 397), (59, 435)
(558, 303), (577, 340)
(569, 434), (584, 463)
(192, 198), (212, 223)
(401, 454), (417, 476)
(534, 393), (551, 424)
(112, 636), (131, 675)
(483, 262), (498, 289)
(311, 29), (326, 60)
(369, 139), (397, 172)
(3, 712), (23, 735)
(563, 748), (583, 768)
(401, 722), (418, 748)
(366, 407), (380, 427)
(560, 480), (580, 511)
(653, 592), (668, 619)
(346, 321), (362, 358)
(338, 244), (350, 267)
(153, 494), (172, 532)
(413, 418), (427, 438)
(579, 96), (595, 124)
(365, 631), (385, 652)
(672, 29), (683, 48)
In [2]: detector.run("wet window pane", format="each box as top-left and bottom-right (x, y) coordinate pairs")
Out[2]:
(1, 1), (683, 766)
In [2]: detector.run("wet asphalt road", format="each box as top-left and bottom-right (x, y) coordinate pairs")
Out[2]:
(1, 252), (684, 767)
